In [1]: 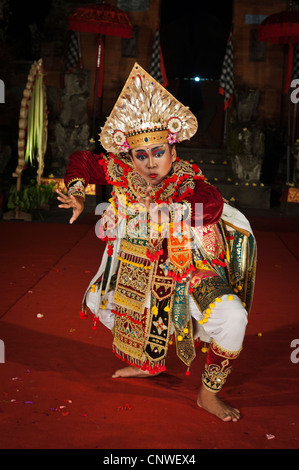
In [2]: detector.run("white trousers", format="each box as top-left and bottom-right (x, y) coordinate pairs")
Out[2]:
(190, 294), (248, 352)
(86, 289), (248, 354)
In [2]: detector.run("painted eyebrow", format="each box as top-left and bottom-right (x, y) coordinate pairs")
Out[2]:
(134, 146), (164, 154)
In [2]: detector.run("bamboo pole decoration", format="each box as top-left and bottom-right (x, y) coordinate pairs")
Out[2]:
(14, 58), (48, 185)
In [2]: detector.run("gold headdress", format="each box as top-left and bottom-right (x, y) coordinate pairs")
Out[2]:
(100, 63), (198, 154)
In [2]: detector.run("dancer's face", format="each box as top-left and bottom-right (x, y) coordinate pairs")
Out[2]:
(131, 143), (176, 186)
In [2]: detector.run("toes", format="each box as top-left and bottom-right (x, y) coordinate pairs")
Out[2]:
(222, 408), (241, 422)
(222, 415), (232, 422)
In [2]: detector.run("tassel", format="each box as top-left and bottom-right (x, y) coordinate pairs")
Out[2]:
(79, 309), (88, 319)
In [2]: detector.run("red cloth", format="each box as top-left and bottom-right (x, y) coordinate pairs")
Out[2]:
(64, 151), (107, 187)
(64, 151), (224, 227)
(188, 179), (223, 227)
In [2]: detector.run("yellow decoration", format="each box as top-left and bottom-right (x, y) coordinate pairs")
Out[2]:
(117, 256), (152, 270)
(164, 305), (170, 312)
(178, 335), (183, 341)
(198, 303), (215, 324)
(201, 346), (208, 353)
(183, 328), (189, 334)
(195, 260), (211, 271)
(152, 305), (158, 316)
(127, 129), (169, 149)
(226, 245), (230, 263)
(216, 297), (221, 303)
(228, 295), (234, 301)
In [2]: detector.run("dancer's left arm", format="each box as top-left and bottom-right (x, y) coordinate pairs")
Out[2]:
(186, 179), (224, 227)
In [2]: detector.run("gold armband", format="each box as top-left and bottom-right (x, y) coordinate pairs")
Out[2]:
(67, 178), (86, 199)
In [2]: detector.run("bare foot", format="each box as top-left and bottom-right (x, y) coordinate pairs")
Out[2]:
(197, 385), (241, 422)
(112, 366), (161, 379)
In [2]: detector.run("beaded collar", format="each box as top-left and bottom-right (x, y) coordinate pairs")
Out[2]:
(98, 152), (205, 205)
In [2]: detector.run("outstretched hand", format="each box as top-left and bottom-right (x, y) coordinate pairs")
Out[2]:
(56, 190), (84, 224)
(137, 186), (171, 224)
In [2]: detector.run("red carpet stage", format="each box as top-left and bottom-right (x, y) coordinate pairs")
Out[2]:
(0, 216), (299, 452)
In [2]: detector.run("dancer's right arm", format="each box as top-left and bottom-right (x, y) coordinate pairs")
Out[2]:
(57, 151), (108, 224)
(64, 151), (108, 190)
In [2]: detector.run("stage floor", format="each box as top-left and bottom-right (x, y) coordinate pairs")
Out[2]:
(0, 214), (299, 453)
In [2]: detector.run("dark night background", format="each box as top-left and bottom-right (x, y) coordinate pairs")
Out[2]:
(160, 1), (233, 79)
(3, 0), (233, 79)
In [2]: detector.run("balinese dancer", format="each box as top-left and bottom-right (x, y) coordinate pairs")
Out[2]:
(57, 63), (257, 422)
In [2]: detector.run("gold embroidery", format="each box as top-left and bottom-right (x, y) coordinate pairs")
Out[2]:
(143, 297), (173, 366)
(202, 359), (233, 393)
(117, 256), (152, 270)
(67, 177), (85, 188)
(151, 267), (174, 302)
(210, 338), (242, 360)
(172, 280), (196, 367)
(67, 178), (86, 198)
(191, 276), (233, 314)
(112, 236), (156, 366)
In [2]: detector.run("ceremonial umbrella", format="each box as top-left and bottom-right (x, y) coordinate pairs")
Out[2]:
(68, 2), (133, 135)
(258, 8), (299, 182)
(258, 9), (299, 94)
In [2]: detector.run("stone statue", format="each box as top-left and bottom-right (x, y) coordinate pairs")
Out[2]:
(50, 68), (91, 176)
(231, 153), (262, 182)
(228, 87), (263, 183)
(234, 88), (260, 123)
(229, 126), (264, 183)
